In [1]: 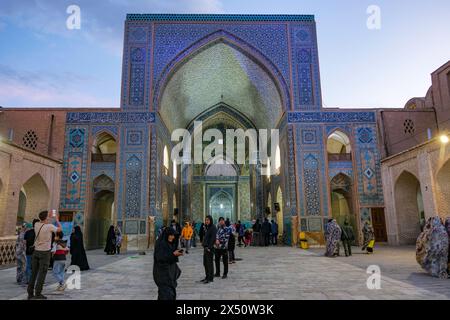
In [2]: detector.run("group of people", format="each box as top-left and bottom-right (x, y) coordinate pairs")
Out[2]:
(324, 219), (374, 257)
(104, 225), (123, 255)
(15, 210), (90, 299)
(250, 218), (279, 246)
(416, 216), (450, 279)
(153, 215), (241, 300)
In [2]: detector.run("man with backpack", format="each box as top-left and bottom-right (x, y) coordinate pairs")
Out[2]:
(27, 210), (62, 300)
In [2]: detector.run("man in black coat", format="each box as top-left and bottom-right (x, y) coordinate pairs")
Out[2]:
(153, 227), (183, 300)
(261, 218), (271, 246)
(201, 215), (217, 284)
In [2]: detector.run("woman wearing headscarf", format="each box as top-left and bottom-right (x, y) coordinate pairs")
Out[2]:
(416, 216), (449, 279)
(115, 226), (123, 254)
(361, 221), (375, 253)
(153, 227), (183, 300)
(324, 219), (342, 257)
(15, 224), (27, 285)
(104, 225), (116, 255)
(445, 217), (450, 272)
(70, 226), (90, 271)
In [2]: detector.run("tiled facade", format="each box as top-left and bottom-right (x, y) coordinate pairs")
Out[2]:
(11, 14), (445, 254)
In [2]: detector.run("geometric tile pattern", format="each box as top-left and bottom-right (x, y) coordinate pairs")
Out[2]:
(60, 127), (88, 210)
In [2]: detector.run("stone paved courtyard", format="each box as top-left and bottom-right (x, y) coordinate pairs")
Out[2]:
(2, 245), (450, 300)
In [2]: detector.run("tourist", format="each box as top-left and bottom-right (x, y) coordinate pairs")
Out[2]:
(24, 219), (40, 283)
(115, 226), (123, 254)
(244, 228), (252, 247)
(15, 223), (27, 285)
(340, 219), (355, 257)
(416, 216), (449, 279)
(104, 225), (116, 255)
(171, 220), (182, 249)
(191, 221), (197, 248)
(52, 231), (69, 291)
(181, 221), (193, 254)
(199, 222), (205, 244)
(236, 220), (244, 247)
(271, 219), (278, 245)
(361, 221), (375, 254)
(201, 215), (217, 284)
(153, 227), (183, 300)
(226, 220), (236, 264)
(214, 217), (230, 279)
(252, 219), (261, 246)
(27, 210), (62, 300)
(70, 226), (90, 271)
(324, 219), (342, 257)
(445, 218), (450, 272)
(262, 218), (271, 246)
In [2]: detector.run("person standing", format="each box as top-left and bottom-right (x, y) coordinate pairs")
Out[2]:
(324, 219), (342, 257)
(271, 220), (278, 245)
(170, 220), (181, 249)
(261, 218), (271, 247)
(153, 227), (183, 300)
(361, 221), (375, 254)
(115, 226), (123, 254)
(181, 222), (193, 254)
(199, 222), (205, 244)
(416, 216), (449, 279)
(104, 225), (116, 255)
(27, 210), (62, 300)
(15, 224), (27, 285)
(24, 219), (40, 284)
(201, 215), (217, 284)
(52, 231), (69, 291)
(70, 226), (90, 271)
(191, 221), (197, 248)
(340, 220), (355, 257)
(236, 221), (244, 247)
(214, 217), (230, 279)
(227, 224), (236, 264)
(252, 219), (261, 246)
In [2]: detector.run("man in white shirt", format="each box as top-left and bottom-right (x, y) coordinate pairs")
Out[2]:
(27, 210), (62, 300)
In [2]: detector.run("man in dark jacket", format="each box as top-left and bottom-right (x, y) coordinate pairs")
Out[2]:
(153, 227), (183, 300)
(261, 218), (271, 246)
(340, 220), (355, 257)
(201, 215), (217, 284)
(270, 220), (278, 245)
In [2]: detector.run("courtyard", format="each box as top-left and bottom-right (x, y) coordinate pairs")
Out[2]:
(2, 245), (450, 300)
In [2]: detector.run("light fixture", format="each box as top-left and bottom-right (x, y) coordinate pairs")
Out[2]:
(440, 134), (449, 144)
(220, 204), (224, 209)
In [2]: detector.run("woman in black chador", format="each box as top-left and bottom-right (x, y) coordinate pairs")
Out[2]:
(70, 226), (90, 271)
(104, 226), (116, 255)
(153, 227), (183, 300)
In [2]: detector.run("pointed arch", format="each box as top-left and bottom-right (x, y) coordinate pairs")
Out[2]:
(92, 132), (117, 162)
(154, 29), (290, 113)
(394, 170), (423, 244)
(327, 130), (352, 155)
(19, 173), (50, 223)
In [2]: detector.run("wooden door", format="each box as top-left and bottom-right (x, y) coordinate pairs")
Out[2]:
(371, 208), (387, 242)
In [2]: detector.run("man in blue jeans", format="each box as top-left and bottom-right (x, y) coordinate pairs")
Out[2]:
(23, 219), (40, 283)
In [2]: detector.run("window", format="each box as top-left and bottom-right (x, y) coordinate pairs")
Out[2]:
(403, 119), (415, 135)
(22, 130), (38, 150)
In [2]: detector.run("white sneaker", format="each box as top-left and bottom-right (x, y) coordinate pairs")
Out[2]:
(57, 284), (66, 291)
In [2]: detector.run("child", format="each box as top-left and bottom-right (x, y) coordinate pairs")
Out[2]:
(52, 231), (69, 291)
(244, 229), (252, 247)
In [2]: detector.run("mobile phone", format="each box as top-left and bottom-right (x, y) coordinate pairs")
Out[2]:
(52, 209), (57, 217)
(178, 249), (184, 253)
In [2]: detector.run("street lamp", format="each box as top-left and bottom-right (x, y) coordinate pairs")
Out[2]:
(440, 134), (449, 144)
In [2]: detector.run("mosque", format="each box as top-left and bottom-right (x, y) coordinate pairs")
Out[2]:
(0, 14), (449, 261)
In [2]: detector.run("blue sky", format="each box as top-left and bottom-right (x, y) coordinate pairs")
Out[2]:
(0, 0), (449, 108)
